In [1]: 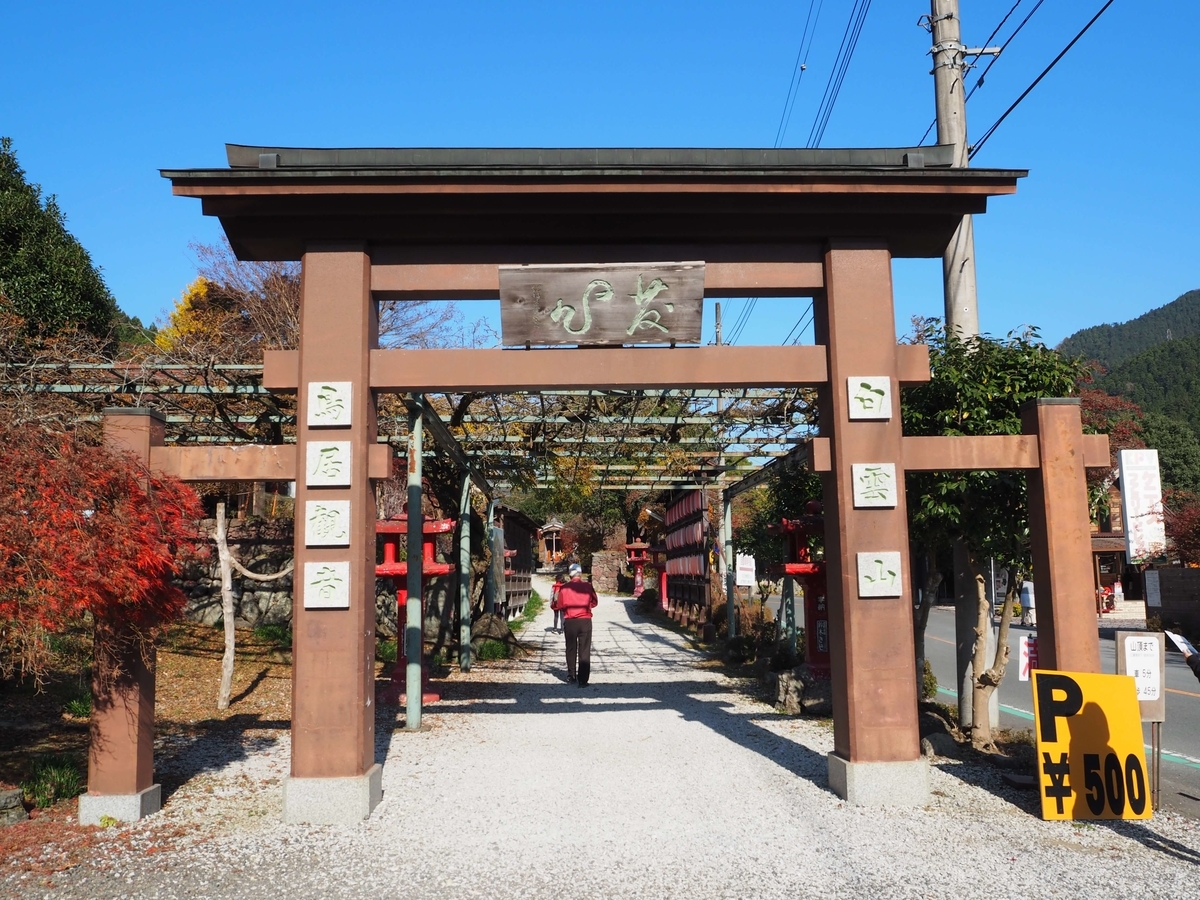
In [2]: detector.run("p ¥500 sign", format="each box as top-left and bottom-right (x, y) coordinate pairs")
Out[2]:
(1032, 670), (1152, 821)
(499, 261), (705, 346)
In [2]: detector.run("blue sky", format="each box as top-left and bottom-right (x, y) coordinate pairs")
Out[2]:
(3, 1), (1196, 348)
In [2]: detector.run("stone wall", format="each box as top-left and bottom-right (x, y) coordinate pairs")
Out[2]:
(182, 517), (461, 640)
(180, 518), (294, 628)
(590, 550), (627, 595)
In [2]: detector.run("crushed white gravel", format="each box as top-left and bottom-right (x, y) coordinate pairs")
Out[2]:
(10, 576), (1200, 900)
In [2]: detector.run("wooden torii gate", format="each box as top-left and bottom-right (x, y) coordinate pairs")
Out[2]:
(80, 145), (1108, 825)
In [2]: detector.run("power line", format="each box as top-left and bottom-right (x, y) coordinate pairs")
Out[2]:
(773, 0), (826, 147)
(964, 0), (1046, 104)
(970, 0), (1116, 161)
(806, 0), (873, 148)
(735, 2), (829, 348)
(780, 300), (815, 347)
(725, 296), (757, 345)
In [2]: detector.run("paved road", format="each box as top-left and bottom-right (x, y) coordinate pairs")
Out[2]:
(923, 605), (1200, 818)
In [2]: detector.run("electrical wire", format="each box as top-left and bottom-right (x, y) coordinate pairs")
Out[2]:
(970, 0), (1116, 161)
(725, 296), (757, 345)
(964, 0), (1045, 104)
(806, 0), (873, 148)
(781, 301), (816, 346)
(773, 0), (826, 147)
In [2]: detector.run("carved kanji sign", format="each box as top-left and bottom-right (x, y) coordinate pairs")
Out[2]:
(499, 261), (704, 346)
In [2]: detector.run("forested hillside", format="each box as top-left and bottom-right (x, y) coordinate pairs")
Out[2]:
(1094, 334), (1200, 436)
(1058, 289), (1200, 370)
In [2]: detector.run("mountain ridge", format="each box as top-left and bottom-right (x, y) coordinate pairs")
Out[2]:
(1057, 289), (1200, 371)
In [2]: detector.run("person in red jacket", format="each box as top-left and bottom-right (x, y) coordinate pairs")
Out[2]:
(551, 563), (598, 685)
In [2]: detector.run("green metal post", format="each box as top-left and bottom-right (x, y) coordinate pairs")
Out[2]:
(405, 399), (424, 731)
(724, 491), (736, 640)
(458, 472), (472, 672)
(782, 576), (797, 658)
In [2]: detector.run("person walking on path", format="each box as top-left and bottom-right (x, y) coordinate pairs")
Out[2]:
(551, 563), (598, 685)
(550, 574), (568, 633)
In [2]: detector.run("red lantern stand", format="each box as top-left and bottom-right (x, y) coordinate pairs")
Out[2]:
(376, 513), (455, 704)
(767, 503), (831, 677)
(625, 542), (651, 597)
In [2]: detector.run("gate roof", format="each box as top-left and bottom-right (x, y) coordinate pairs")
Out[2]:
(163, 144), (1023, 262)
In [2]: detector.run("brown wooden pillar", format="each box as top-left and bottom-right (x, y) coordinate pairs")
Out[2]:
(1022, 398), (1101, 673)
(284, 244), (382, 823)
(817, 242), (927, 806)
(80, 409), (165, 824)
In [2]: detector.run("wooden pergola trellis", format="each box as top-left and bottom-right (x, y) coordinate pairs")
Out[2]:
(10, 360), (816, 494)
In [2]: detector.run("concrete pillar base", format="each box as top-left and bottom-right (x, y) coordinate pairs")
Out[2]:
(78, 784), (161, 825)
(283, 763), (382, 824)
(827, 753), (929, 807)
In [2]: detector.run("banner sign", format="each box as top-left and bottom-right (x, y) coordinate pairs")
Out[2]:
(499, 261), (705, 346)
(1019, 635), (1038, 682)
(1119, 449), (1167, 562)
(1032, 670), (1152, 821)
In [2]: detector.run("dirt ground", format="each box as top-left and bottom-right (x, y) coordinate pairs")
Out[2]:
(0, 621), (320, 877)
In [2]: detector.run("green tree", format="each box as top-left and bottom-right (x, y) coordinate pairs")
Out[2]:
(1093, 334), (1200, 443)
(903, 321), (1088, 750)
(1141, 412), (1200, 495)
(0, 137), (117, 336)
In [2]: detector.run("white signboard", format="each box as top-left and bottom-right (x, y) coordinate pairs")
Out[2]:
(1117, 630), (1167, 723)
(735, 553), (756, 588)
(1123, 634), (1162, 702)
(1119, 449), (1166, 562)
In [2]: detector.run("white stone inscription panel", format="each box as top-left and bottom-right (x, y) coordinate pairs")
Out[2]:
(306, 441), (352, 486)
(857, 551), (903, 598)
(847, 376), (892, 420)
(852, 463), (898, 508)
(307, 381), (352, 427)
(305, 499), (351, 547)
(303, 560), (351, 609)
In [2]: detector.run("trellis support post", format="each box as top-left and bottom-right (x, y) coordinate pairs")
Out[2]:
(405, 399), (424, 731)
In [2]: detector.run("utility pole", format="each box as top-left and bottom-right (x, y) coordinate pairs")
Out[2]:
(930, 0), (980, 338)
(928, 0), (1000, 730)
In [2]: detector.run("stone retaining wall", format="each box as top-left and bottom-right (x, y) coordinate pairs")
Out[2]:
(182, 517), (459, 641)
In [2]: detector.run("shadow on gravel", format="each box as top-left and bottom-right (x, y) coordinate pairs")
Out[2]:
(434, 677), (832, 793)
(1101, 820), (1200, 865)
(156, 714), (289, 803)
(929, 760), (1041, 815)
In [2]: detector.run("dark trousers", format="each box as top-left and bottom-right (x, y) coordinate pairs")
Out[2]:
(563, 617), (592, 684)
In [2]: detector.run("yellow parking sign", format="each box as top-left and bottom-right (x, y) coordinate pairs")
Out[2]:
(1032, 670), (1152, 821)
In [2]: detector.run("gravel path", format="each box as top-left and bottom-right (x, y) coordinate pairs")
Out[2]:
(9, 579), (1200, 899)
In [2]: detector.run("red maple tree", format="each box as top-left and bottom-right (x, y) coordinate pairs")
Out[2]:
(0, 420), (202, 682)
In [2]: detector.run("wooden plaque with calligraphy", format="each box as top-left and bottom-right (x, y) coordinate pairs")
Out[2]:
(499, 261), (705, 346)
